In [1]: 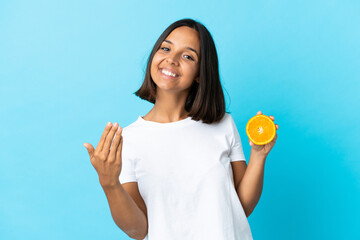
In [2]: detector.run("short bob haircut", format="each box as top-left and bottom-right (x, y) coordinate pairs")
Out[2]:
(134, 18), (227, 124)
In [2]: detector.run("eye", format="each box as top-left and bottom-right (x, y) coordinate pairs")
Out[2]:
(160, 46), (195, 61)
(184, 55), (194, 61)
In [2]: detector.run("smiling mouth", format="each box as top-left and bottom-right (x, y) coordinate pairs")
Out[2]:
(159, 68), (180, 79)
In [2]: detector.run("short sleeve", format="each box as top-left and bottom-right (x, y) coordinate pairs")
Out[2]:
(119, 134), (138, 184)
(228, 114), (246, 162)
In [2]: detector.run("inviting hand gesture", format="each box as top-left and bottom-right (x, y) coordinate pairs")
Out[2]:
(83, 122), (123, 188)
(249, 111), (279, 158)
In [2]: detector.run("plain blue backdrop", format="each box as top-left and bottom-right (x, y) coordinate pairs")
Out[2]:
(1, 0), (359, 239)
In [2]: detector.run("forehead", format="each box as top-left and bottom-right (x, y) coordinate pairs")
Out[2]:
(164, 26), (200, 53)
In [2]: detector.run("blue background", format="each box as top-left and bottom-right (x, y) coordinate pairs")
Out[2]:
(1, 0), (359, 239)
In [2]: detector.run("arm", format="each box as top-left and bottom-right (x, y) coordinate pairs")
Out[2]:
(236, 150), (266, 217)
(84, 122), (148, 239)
(236, 111), (278, 217)
(103, 182), (148, 239)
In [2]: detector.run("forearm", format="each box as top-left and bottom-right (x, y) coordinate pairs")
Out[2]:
(103, 181), (148, 239)
(236, 151), (266, 217)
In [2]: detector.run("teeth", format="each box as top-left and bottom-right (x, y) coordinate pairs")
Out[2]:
(161, 69), (177, 77)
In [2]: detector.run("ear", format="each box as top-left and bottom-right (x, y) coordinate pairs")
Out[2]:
(195, 76), (200, 83)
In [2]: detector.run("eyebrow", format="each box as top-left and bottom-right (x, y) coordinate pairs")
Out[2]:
(163, 40), (199, 57)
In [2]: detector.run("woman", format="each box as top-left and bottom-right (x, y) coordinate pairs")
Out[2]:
(84, 18), (279, 240)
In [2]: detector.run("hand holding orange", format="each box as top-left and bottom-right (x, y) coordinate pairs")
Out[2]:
(246, 111), (279, 157)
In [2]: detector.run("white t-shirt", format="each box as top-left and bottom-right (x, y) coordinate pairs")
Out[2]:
(119, 112), (253, 240)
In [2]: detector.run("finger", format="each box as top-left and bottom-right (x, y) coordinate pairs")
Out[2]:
(102, 122), (119, 155)
(97, 122), (113, 152)
(109, 126), (123, 161)
(269, 115), (275, 121)
(115, 134), (123, 164)
(276, 124), (279, 130)
(83, 143), (95, 159)
(257, 111), (262, 115)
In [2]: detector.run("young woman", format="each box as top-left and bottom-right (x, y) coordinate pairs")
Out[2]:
(84, 18), (279, 240)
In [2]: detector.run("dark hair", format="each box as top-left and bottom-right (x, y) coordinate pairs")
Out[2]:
(134, 18), (227, 124)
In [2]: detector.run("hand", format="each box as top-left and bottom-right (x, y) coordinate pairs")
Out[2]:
(83, 122), (123, 188)
(249, 111), (279, 158)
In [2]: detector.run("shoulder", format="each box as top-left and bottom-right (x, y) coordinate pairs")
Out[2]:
(221, 113), (242, 138)
(219, 112), (236, 129)
(224, 112), (239, 128)
(217, 112), (234, 124)
(201, 112), (235, 136)
(224, 112), (237, 122)
(121, 117), (142, 134)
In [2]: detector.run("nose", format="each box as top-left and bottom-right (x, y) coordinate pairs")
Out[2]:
(165, 52), (180, 66)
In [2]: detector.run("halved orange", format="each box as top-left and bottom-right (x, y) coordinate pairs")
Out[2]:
(246, 114), (276, 145)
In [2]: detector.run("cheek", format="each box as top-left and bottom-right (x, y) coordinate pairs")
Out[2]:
(153, 52), (163, 62)
(188, 65), (199, 77)
(150, 58), (158, 72)
(151, 55), (162, 70)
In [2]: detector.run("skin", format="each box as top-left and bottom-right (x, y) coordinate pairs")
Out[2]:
(83, 27), (279, 230)
(82, 27), (203, 237)
(83, 26), (202, 188)
(232, 110), (279, 217)
(145, 26), (201, 123)
(84, 122), (124, 188)
(84, 124), (148, 239)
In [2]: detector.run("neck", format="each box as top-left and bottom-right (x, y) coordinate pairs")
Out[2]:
(145, 90), (190, 123)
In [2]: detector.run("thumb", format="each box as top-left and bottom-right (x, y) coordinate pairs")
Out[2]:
(249, 139), (255, 147)
(83, 143), (95, 158)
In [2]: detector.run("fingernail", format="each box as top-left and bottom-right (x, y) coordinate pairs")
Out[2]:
(117, 126), (122, 132)
(107, 122), (112, 127)
(114, 122), (119, 127)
